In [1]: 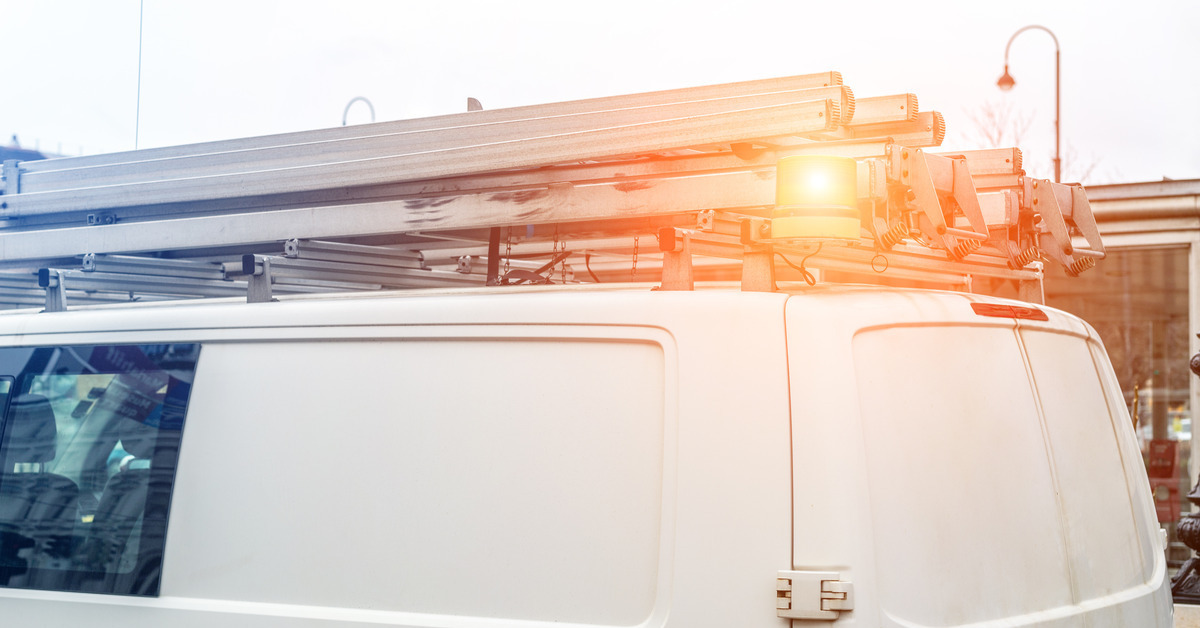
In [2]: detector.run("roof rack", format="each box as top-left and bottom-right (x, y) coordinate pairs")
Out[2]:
(0, 72), (1104, 311)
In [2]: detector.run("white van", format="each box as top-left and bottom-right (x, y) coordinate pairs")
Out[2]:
(0, 285), (1172, 627)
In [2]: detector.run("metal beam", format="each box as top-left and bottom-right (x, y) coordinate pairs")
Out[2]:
(4, 100), (835, 217)
(19, 87), (853, 194)
(19, 72), (844, 172)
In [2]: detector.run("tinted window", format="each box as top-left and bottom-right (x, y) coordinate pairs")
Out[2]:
(0, 344), (199, 596)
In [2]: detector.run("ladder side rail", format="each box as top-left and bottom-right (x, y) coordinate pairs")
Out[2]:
(241, 254), (482, 287)
(231, 138), (900, 208)
(83, 254), (231, 280)
(4, 154), (1088, 289)
(0, 143), (1039, 270)
(0, 159), (787, 262)
(936, 148), (1023, 176)
(52, 270), (249, 298)
(830, 111), (946, 145)
(283, 239), (425, 268)
(239, 255), (484, 302)
(3, 100), (836, 217)
(18, 88), (853, 194)
(2, 139), (902, 235)
(18, 72), (844, 173)
(851, 94), (918, 125)
(766, 111), (945, 149)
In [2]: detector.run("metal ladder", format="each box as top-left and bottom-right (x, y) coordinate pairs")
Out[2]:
(0, 71), (1103, 310)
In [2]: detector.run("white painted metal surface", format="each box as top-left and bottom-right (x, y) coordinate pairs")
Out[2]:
(0, 289), (793, 627)
(785, 287), (1171, 626)
(0, 285), (1173, 626)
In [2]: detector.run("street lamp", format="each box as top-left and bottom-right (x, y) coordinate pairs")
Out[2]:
(998, 25), (1060, 183)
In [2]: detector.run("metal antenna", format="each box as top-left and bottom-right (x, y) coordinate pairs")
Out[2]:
(135, 0), (144, 150)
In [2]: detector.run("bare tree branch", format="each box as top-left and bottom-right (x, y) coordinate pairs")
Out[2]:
(962, 99), (1110, 185)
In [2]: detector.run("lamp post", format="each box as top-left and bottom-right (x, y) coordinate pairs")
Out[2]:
(997, 25), (1060, 183)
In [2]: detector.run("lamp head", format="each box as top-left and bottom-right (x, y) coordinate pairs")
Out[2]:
(997, 65), (1016, 91)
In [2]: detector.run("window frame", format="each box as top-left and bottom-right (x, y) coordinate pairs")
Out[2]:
(0, 343), (199, 597)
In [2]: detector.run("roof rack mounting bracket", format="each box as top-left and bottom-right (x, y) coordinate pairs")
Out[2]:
(891, 147), (989, 259)
(741, 247), (776, 292)
(1030, 179), (1105, 276)
(2, 160), (20, 197)
(659, 228), (695, 291)
(38, 269), (67, 313)
(245, 256), (275, 303)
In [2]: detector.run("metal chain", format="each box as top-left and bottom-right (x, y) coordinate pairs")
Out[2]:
(504, 227), (512, 277)
(554, 226), (564, 284)
(631, 236), (639, 279)
(559, 241), (567, 284)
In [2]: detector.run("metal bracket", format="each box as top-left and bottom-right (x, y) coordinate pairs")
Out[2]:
(777, 570), (855, 621)
(736, 219), (776, 292)
(658, 228), (694, 291)
(1028, 179), (1105, 276)
(975, 188), (1040, 269)
(741, 248), (775, 292)
(2, 159), (20, 198)
(244, 256), (276, 303)
(890, 147), (989, 259)
(38, 269), (68, 313)
(86, 212), (117, 226)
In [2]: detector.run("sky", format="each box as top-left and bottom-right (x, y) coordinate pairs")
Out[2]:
(4, 0), (1198, 185)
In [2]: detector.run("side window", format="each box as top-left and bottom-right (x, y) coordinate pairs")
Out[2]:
(0, 344), (199, 596)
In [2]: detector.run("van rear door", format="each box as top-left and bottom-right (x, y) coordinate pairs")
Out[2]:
(784, 289), (1170, 627)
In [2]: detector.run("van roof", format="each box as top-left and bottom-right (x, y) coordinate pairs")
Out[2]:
(0, 283), (1091, 345)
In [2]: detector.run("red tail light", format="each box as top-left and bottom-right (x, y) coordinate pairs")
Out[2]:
(971, 302), (1049, 321)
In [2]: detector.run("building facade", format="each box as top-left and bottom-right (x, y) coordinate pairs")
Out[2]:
(1044, 178), (1200, 562)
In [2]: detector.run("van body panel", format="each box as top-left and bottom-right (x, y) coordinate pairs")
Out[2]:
(167, 338), (666, 621)
(0, 291), (794, 627)
(0, 287), (1172, 626)
(784, 288), (1170, 627)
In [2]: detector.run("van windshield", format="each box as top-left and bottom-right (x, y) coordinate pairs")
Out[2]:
(0, 344), (199, 597)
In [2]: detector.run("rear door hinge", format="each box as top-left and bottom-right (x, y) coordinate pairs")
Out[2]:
(776, 570), (854, 621)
